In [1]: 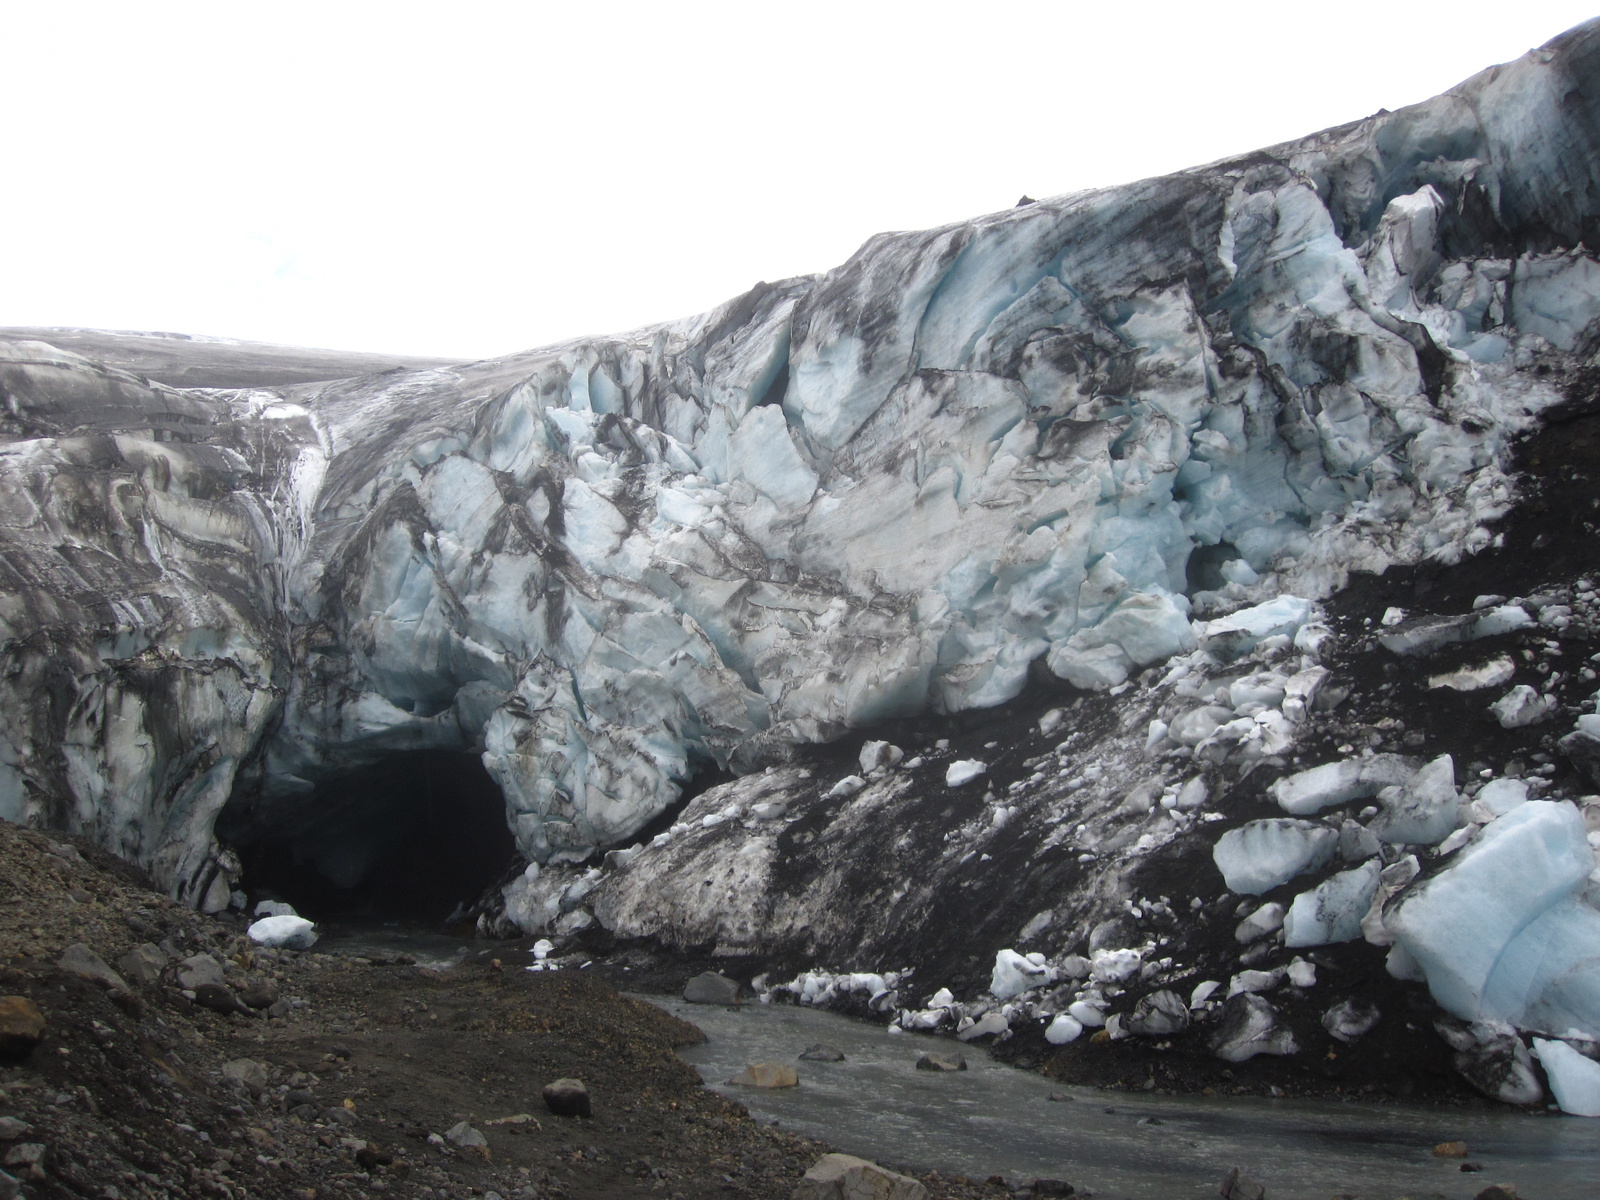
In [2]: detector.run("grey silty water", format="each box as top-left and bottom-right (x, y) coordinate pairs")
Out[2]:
(647, 996), (1600, 1200)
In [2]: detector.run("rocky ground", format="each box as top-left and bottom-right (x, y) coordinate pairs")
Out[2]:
(0, 822), (1008, 1200)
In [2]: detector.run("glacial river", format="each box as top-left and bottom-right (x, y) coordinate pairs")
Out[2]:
(648, 996), (1600, 1200)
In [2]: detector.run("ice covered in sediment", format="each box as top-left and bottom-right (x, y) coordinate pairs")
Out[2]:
(1322, 999), (1381, 1043)
(1212, 819), (1338, 894)
(1284, 860), (1382, 947)
(5, 22), (1600, 905)
(247, 914), (318, 949)
(1370, 754), (1461, 845)
(1429, 657), (1516, 692)
(1389, 801), (1600, 1037)
(1532, 1038), (1600, 1116)
(1269, 754), (1418, 815)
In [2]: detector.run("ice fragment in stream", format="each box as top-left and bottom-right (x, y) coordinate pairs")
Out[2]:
(1388, 801), (1600, 1036)
(1284, 860), (1381, 947)
(945, 760), (987, 787)
(1489, 685), (1551, 728)
(247, 915), (318, 950)
(1211, 819), (1337, 894)
(1533, 1038), (1600, 1116)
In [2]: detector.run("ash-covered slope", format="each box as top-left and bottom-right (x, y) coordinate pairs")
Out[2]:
(4, 18), (1600, 1104)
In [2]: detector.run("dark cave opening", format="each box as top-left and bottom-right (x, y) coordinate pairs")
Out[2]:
(227, 750), (517, 924)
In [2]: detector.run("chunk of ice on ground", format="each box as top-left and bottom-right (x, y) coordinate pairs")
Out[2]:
(1389, 801), (1600, 1034)
(247, 914), (318, 950)
(1044, 1013), (1083, 1044)
(1270, 754), (1417, 815)
(990, 948), (1052, 1000)
(1489, 685), (1551, 728)
(1429, 657), (1515, 692)
(1198, 596), (1314, 660)
(1533, 1038), (1600, 1116)
(1212, 819), (1338, 894)
(1284, 860), (1382, 947)
(1090, 948), (1143, 983)
(1371, 754), (1460, 845)
(1476, 777), (1530, 818)
(945, 760), (987, 787)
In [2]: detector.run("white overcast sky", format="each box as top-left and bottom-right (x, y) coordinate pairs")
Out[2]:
(3, 2), (1596, 361)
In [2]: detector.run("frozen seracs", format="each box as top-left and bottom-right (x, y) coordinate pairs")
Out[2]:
(5, 21), (1600, 905)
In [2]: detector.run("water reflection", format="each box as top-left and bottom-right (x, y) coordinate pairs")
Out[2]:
(646, 996), (1599, 1200)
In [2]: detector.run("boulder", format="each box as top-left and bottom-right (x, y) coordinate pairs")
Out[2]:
(1218, 1166), (1266, 1200)
(193, 983), (245, 1014)
(729, 1062), (798, 1088)
(57, 944), (128, 992)
(541, 1078), (592, 1117)
(0, 998), (45, 1063)
(444, 1121), (489, 1156)
(798, 1044), (846, 1062)
(682, 972), (741, 1005)
(116, 943), (168, 987)
(237, 980), (279, 1010)
(790, 1153), (928, 1200)
(914, 1052), (966, 1072)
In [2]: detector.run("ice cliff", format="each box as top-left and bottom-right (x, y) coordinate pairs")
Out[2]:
(2, 15), (1600, 1006)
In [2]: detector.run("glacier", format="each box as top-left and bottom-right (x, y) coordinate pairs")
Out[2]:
(3, 16), (1600, 1110)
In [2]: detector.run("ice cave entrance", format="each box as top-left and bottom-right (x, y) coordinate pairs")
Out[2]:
(227, 750), (516, 924)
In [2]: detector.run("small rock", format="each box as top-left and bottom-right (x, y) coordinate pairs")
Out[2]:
(175, 953), (226, 991)
(0, 1119), (28, 1141)
(791, 1153), (928, 1200)
(57, 944), (129, 992)
(444, 1120), (489, 1155)
(1461, 1161), (1484, 1172)
(1218, 1166), (1265, 1200)
(266, 999), (291, 1020)
(0, 998), (45, 1064)
(542, 1078), (593, 1117)
(915, 1052), (967, 1072)
(193, 983), (245, 1014)
(116, 944), (168, 987)
(221, 1058), (268, 1095)
(2, 1144), (44, 1183)
(1030, 1181), (1075, 1196)
(237, 980), (279, 1010)
(682, 972), (741, 1005)
(0, 1168), (17, 1200)
(355, 1143), (393, 1170)
(1434, 1141), (1469, 1158)
(798, 1044), (846, 1062)
(728, 1062), (798, 1088)
(1473, 1187), (1518, 1200)
(1046, 1091), (1074, 1102)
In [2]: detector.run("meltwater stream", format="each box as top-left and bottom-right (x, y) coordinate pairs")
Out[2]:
(648, 996), (1600, 1200)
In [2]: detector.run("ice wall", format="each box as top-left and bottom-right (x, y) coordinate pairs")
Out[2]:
(1, 21), (1600, 893)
